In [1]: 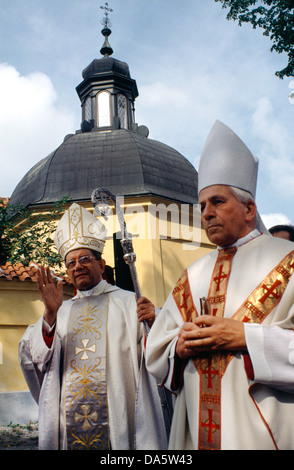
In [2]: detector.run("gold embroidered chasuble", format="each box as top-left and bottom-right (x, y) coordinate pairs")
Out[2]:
(19, 278), (169, 450)
(64, 294), (110, 450)
(173, 247), (294, 450)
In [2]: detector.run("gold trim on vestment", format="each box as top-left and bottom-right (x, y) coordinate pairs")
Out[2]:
(233, 250), (294, 323)
(64, 294), (110, 450)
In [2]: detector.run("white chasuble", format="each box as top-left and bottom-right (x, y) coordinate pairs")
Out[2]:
(146, 234), (294, 450)
(64, 295), (110, 450)
(19, 279), (168, 450)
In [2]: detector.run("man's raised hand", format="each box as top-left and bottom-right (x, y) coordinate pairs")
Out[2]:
(36, 265), (63, 326)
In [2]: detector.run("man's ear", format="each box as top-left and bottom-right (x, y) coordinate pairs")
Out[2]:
(245, 200), (257, 223)
(99, 258), (106, 274)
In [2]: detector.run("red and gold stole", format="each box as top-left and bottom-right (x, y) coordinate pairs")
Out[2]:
(173, 248), (294, 450)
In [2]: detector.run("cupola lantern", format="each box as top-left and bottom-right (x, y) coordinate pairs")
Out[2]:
(76, 3), (138, 133)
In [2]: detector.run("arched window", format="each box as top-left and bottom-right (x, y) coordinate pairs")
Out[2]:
(98, 91), (111, 127)
(117, 94), (128, 129)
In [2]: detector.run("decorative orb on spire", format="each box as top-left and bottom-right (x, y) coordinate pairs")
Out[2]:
(100, 2), (113, 57)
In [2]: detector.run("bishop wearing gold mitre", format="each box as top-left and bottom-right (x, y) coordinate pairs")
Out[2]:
(20, 203), (167, 450)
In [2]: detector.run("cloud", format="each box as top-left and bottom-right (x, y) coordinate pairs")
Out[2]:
(262, 213), (292, 229)
(252, 97), (294, 201)
(0, 63), (76, 197)
(136, 70), (240, 163)
(289, 80), (294, 104)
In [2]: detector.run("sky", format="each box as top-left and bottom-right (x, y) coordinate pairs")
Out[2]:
(0, 0), (293, 228)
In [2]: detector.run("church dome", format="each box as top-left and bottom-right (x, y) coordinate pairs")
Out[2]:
(82, 57), (131, 80)
(9, 129), (198, 207)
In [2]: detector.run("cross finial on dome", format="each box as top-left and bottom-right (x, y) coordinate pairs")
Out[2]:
(100, 2), (113, 29)
(100, 2), (114, 57)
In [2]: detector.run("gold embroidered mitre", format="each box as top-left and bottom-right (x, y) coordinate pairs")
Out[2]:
(54, 203), (107, 259)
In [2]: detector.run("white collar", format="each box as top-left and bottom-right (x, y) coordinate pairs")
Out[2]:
(217, 229), (261, 250)
(75, 279), (118, 299)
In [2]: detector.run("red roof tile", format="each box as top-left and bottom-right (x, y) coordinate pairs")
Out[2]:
(0, 262), (70, 284)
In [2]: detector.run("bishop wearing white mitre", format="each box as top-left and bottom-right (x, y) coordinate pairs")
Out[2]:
(146, 120), (294, 450)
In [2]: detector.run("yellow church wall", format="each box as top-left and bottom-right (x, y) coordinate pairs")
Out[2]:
(159, 239), (214, 301)
(0, 326), (28, 392)
(0, 282), (44, 326)
(138, 233), (213, 307)
(0, 280), (73, 393)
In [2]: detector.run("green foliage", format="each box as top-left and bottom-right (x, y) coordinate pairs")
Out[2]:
(215, 0), (294, 78)
(0, 197), (69, 271)
(0, 200), (23, 264)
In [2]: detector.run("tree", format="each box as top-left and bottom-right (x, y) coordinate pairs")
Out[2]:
(0, 199), (24, 265)
(215, 0), (294, 78)
(0, 197), (69, 272)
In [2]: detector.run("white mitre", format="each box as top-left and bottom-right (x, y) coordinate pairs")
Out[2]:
(198, 120), (268, 234)
(198, 120), (258, 197)
(54, 203), (107, 259)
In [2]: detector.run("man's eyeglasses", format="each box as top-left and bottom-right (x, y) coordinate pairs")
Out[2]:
(65, 255), (97, 270)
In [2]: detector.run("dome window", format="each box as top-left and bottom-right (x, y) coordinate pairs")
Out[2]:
(98, 91), (111, 127)
(84, 96), (92, 121)
(117, 93), (128, 129)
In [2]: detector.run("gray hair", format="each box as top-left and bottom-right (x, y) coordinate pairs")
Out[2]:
(230, 186), (269, 234)
(230, 186), (254, 204)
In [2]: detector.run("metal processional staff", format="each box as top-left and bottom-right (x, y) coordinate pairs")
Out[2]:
(91, 187), (173, 438)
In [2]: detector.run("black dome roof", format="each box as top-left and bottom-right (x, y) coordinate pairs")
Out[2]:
(9, 129), (198, 207)
(82, 57), (131, 80)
